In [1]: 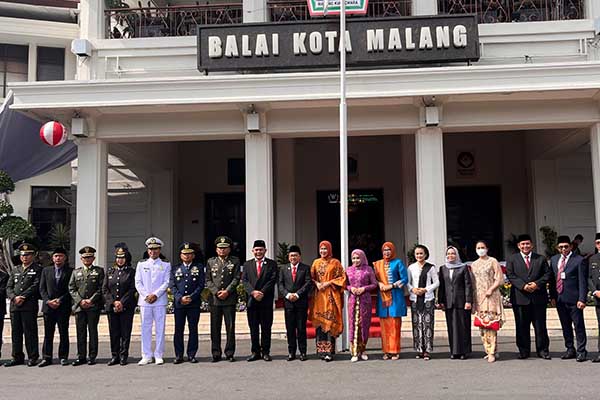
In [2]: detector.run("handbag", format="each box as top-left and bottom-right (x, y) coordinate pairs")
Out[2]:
(474, 314), (501, 331)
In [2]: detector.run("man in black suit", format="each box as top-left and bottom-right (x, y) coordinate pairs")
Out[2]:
(278, 245), (312, 361)
(39, 248), (73, 367)
(5, 243), (43, 367)
(549, 235), (588, 362)
(506, 234), (551, 359)
(587, 232), (600, 362)
(0, 266), (7, 365)
(243, 240), (278, 362)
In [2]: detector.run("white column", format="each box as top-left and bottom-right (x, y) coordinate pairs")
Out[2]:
(245, 133), (274, 260)
(412, 0), (437, 15)
(415, 127), (446, 265)
(27, 43), (37, 82)
(587, 0), (600, 19)
(590, 123), (600, 231)
(401, 134), (418, 257)
(75, 138), (108, 267)
(243, 0), (268, 22)
(79, 0), (104, 40)
(274, 139), (296, 247)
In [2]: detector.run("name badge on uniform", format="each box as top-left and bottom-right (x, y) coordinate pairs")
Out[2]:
(90, 271), (99, 276)
(560, 272), (566, 280)
(27, 270), (36, 275)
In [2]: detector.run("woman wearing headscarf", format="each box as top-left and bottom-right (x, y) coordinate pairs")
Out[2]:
(102, 243), (137, 366)
(471, 240), (504, 363)
(373, 242), (408, 360)
(309, 240), (347, 362)
(407, 244), (439, 360)
(346, 249), (378, 362)
(438, 246), (473, 360)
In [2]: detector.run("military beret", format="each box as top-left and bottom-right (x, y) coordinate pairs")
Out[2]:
(557, 235), (571, 245)
(18, 243), (36, 255)
(79, 246), (96, 257)
(179, 242), (195, 254)
(215, 236), (232, 248)
(253, 240), (266, 248)
(145, 237), (163, 249)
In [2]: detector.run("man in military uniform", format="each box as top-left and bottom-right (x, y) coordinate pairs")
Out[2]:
(0, 264), (7, 365)
(5, 243), (43, 367)
(588, 232), (600, 362)
(169, 242), (205, 364)
(69, 246), (105, 366)
(39, 247), (73, 367)
(135, 237), (171, 365)
(206, 236), (241, 362)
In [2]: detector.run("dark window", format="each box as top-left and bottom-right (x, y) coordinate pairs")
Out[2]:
(0, 43), (28, 98)
(37, 46), (65, 81)
(30, 186), (72, 251)
(227, 158), (245, 186)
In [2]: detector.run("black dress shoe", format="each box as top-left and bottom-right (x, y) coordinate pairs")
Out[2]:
(450, 355), (456, 360)
(189, 357), (198, 364)
(537, 352), (551, 360)
(287, 354), (296, 361)
(227, 356), (235, 362)
(60, 359), (69, 366)
(173, 357), (184, 365)
(459, 355), (468, 360)
(576, 353), (587, 362)
(517, 353), (530, 360)
(107, 358), (119, 366)
(27, 359), (39, 367)
(247, 353), (261, 362)
(592, 355), (600, 363)
(87, 358), (96, 365)
(263, 354), (272, 362)
(38, 359), (52, 368)
(72, 359), (86, 366)
(299, 354), (307, 361)
(211, 356), (221, 363)
(561, 351), (576, 360)
(4, 359), (24, 367)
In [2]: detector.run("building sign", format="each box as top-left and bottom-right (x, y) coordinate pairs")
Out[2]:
(197, 15), (480, 72)
(307, 0), (369, 17)
(456, 151), (476, 178)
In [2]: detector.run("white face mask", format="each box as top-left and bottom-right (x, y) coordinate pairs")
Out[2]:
(476, 248), (488, 257)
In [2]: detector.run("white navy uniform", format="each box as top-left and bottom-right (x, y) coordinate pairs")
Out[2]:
(135, 253), (171, 360)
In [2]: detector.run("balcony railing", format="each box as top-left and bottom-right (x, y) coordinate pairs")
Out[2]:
(105, 3), (243, 39)
(268, 0), (411, 22)
(438, 0), (585, 23)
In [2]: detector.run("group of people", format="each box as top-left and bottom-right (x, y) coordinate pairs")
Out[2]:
(1, 232), (600, 367)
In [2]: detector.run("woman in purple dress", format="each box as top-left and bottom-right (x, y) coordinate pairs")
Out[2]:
(346, 249), (378, 362)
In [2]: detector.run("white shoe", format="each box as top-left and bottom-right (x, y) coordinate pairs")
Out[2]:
(360, 353), (369, 361)
(138, 357), (152, 366)
(155, 358), (164, 365)
(350, 356), (359, 363)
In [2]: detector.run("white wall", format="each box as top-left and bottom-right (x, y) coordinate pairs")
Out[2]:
(294, 136), (406, 262)
(443, 132), (529, 257)
(177, 140), (245, 249)
(10, 163), (72, 218)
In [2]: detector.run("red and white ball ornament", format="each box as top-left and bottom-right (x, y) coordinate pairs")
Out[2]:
(39, 121), (68, 147)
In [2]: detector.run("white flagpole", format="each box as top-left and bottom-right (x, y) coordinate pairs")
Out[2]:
(339, 0), (349, 352)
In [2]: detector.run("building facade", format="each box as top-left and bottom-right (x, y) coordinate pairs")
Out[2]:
(4, 0), (600, 267)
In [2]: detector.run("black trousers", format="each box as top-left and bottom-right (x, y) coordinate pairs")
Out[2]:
(173, 307), (201, 358)
(107, 310), (134, 360)
(513, 303), (549, 355)
(0, 314), (4, 358)
(42, 310), (70, 360)
(210, 305), (236, 358)
(284, 306), (308, 355)
(595, 307), (600, 352)
(247, 305), (274, 355)
(557, 300), (587, 355)
(10, 311), (39, 361)
(75, 310), (100, 360)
